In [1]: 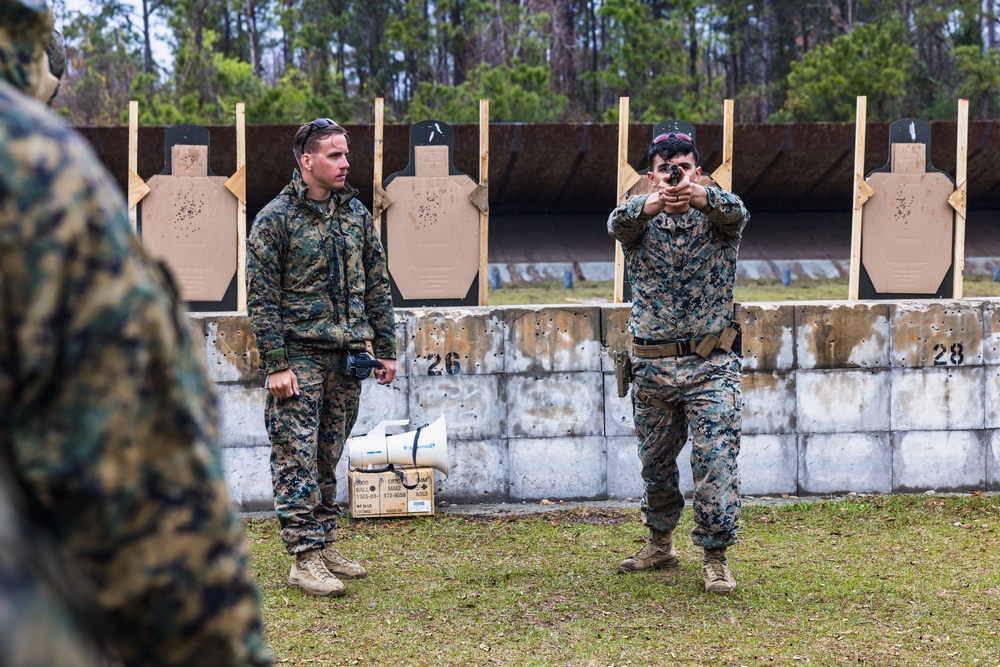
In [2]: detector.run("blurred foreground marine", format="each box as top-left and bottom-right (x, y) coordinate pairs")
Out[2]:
(0, 463), (108, 667)
(0, 2), (272, 665)
(608, 131), (749, 595)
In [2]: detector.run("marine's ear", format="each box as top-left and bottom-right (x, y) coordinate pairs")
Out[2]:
(33, 48), (60, 103)
(41, 29), (66, 103)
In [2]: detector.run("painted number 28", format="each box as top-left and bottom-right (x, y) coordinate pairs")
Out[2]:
(933, 342), (964, 366)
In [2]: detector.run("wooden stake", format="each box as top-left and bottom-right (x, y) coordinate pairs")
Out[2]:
(478, 98), (490, 306)
(614, 97), (639, 304)
(711, 99), (734, 191)
(848, 96), (873, 300)
(950, 98), (969, 298)
(126, 100), (149, 233)
(373, 97), (385, 230)
(234, 103), (247, 311)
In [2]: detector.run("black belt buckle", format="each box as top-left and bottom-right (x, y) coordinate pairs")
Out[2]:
(634, 337), (674, 347)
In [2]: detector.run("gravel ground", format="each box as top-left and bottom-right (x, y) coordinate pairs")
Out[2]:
(242, 491), (995, 522)
(436, 494), (837, 517)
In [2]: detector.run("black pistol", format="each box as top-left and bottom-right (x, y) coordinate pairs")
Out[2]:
(668, 164), (681, 186)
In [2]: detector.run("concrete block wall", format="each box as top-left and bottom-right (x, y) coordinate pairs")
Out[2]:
(193, 298), (1000, 511)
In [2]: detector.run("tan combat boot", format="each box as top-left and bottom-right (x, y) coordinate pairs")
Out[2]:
(320, 545), (367, 580)
(702, 547), (736, 594)
(618, 528), (678, 573)
(288, 549), (346, 597)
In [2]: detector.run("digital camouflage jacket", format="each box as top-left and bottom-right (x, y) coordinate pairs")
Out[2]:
(0, 81), (271, 667)
(247, 169), (397, 374)
(0, 0), (48, 86)
(608, 187), (750, 342)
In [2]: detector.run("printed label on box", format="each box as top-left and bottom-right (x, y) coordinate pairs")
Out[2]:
(408, 499), (432, 513)
(348, 466), (435, 518)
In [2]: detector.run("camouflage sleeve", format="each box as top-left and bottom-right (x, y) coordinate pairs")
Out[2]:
(361, 204), (397, 359)
(0, 96), (271, 667)
(695, 186), (750, 241)
(607, 194), (655, 247)
(246, 210), (290, 374)
(0, 466), (106, 667)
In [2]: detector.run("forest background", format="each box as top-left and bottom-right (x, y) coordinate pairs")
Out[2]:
(51, 0), (1000, 127)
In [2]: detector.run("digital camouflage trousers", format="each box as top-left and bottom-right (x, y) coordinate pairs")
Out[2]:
(265, 352), (361, 555)
(631, 349), (742, 550)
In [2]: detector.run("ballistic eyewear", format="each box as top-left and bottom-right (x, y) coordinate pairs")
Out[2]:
(300, 117), (341, 149)
(652, 131), (694, 144)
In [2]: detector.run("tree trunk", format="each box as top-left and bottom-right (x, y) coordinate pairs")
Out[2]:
(551, 0), (577, 96)
(986, 0), (998, 48)
(282, 0), (294, 72)
(760, 0), (774, 121)
(589, 0), (598, 111)
(142, 0), (153, 75)
(246, 0), (260, 77)
(687, 5), (697, 95)
(192, 0), (209, 50)
(450, 0), (467, 85)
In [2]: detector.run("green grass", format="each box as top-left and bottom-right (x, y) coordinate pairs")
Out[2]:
(246, 494), (1000, 666)
(487, 279), (617, 306)
(486, 274), (1000, 305)
(734, 277), (854, 302)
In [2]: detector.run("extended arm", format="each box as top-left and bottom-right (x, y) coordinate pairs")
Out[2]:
(608, 194), (656, 246)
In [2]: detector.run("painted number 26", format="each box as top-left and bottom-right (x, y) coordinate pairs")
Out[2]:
(933, 342), (964, 366)
(427, 352), (462, 375)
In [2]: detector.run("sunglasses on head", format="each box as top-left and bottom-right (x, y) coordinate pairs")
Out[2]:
(652, 131), (694, 144)
(301, 117), (340, 148)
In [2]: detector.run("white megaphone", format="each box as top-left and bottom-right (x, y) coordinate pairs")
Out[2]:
(347, 415), (449, 477)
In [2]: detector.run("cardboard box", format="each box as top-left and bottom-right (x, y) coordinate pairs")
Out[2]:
(348, 466), (435, 518)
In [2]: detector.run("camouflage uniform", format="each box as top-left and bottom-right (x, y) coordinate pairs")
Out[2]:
(608, 187), (749, 550)
(0, 0), (61, 101)
(0, 4), (271, 665)
(247, 169), (396, 554)
(0, 462), (106, 667)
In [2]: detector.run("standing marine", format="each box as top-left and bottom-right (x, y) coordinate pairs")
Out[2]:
(608, 131), (749, 594)
(0, 1), (272, 664)
(247, 118), (398, 597)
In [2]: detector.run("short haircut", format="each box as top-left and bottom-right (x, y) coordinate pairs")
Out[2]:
(647, 133), (699, 168)
(293, 119), (349, 165)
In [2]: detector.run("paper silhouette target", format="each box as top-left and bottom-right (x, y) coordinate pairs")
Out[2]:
(383, 121), (481, 306)
(141, 142), (238, 302)
(859, 119), (956, 298)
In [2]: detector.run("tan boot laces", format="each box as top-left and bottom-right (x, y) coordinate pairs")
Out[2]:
(633, 541), (667, 561)
(703, 558), (729, 583)
(323, 548), (355, 568)
(302, 552), (338, 582)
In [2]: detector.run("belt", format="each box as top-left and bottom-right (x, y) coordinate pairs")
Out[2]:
(631, 327), (739, 359)
(632, 338), (697, 358)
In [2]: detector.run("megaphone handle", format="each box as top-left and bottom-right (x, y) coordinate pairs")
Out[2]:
(393, 467), (418, 489)
(410, 426), (422, 467)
